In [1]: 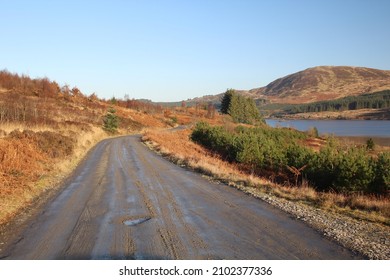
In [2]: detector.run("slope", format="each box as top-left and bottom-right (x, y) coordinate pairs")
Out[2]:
(186, 66), (390, 105)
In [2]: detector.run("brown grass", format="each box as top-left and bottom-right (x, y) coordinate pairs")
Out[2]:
(0, 95), (226, 226)
(142, 129), (269, 185)
(0, 98), (126, 226)
(0, 124), (109, 225)
(0, 136), (48, 223)
(1, 70), (222, 226)
(142, 128), (390, 226)
(116, 108), (167, 129)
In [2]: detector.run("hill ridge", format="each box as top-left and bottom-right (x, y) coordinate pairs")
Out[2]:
(187, 65), (390, 105)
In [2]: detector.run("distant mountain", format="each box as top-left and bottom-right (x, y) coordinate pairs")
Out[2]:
(187, 66), (390, 105)
(254, 66), (390, 103)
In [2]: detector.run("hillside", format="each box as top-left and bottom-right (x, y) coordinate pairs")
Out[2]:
(255, 66), (390, 103)
(0, 70), (221, 226)
(187, 66), (390, 105)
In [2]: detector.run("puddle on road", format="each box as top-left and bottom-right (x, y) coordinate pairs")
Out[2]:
(123, 217), (151, 226)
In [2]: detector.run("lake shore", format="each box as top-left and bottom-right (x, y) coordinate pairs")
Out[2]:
(269, 108), (390, 120)
(266, 119), (390, 139)
(336, 136), (390, 147)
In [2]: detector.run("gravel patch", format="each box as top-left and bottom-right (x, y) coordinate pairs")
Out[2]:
(235, 183), (390, 260)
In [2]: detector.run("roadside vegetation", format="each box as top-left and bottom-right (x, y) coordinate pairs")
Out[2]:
(143, 92), (389, 225)
(190, 122), (389, 195)
(143, 125), (390, 225)
(0, 70), (215, 226)
(102, 108), (120, 133)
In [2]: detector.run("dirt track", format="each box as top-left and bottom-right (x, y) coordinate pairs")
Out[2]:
(0, 135), (361, 259)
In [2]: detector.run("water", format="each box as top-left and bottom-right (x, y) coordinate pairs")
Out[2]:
(123, 217), (151, 226)
(265, 119), (390, 137)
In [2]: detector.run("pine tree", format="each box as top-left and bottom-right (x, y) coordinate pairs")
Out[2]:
(220, 89), (263, 124)
(103, 107), (119, 133)
(220, 89), (234, 114)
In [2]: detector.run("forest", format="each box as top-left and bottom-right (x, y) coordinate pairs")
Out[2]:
(264, 90), (390, 115)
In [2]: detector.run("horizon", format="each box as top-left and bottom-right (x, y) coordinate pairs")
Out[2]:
(1, 0), (390, 102)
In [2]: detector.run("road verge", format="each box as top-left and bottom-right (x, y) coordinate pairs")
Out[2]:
(142, 129), (390, 260)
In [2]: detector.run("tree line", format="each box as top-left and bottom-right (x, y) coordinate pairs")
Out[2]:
(0, 70), (166, 125)
(281, 90), (390, 114)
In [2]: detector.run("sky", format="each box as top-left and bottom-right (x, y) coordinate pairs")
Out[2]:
(1, 0), (390, 102)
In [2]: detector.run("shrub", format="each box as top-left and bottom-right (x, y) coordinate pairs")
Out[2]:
(333, 148), (375, 193)
(8, 130), (74, 158)
(191, 122), (236, 161)
(305, 145), (339, 191)
(191, 122), (388, 195)
(366, 138), (375, 151)
(286, 144), (313, 170)
(371, 152), (390, 193)
(307, 126), (319, 138)
(235, 131), (264, 167)
(103, 107), (119, 133)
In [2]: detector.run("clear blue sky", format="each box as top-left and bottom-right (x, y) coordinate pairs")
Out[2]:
(1, 0), (390, 102)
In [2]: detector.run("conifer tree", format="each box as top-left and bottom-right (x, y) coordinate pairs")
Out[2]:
(103, 107), (119, 133)
(220, 89), (234, 114)
(220, 89), (263, 124)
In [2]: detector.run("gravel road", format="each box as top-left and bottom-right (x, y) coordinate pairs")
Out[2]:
(0, 136), (361, 259)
